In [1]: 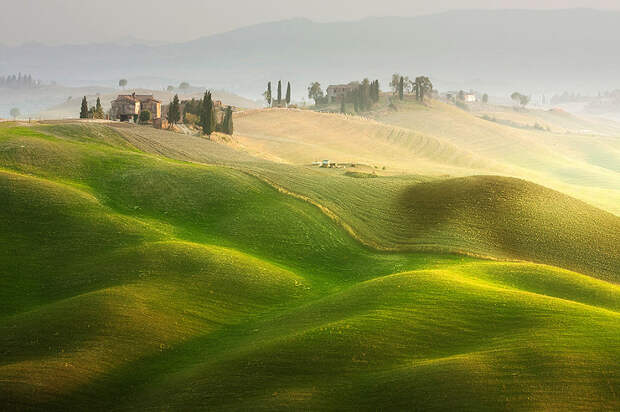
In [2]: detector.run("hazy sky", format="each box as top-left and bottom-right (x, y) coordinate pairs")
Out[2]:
(2, 0), (619, 45)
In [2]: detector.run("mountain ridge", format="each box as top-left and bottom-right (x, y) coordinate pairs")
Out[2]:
(2, 9), (620, 96)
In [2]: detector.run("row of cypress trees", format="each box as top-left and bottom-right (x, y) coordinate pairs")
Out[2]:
(264, 80), (292, 106)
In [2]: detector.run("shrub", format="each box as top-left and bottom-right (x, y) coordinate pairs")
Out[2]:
(139, 110), (151, 123)
(184, 113), (198, 125)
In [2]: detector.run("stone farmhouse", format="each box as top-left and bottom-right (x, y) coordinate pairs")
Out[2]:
(110, 93), (162, 127)
(326, 83), (359, 103)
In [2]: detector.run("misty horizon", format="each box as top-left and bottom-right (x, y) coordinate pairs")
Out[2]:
(2, 2), (620, 46)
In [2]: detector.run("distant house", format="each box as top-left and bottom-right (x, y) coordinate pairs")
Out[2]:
(445, 91), (477, 103)
(326, 83), (358, 103)
(463, 93), (477, 103)
(134, 94), (162, 119)
(110, 93), (161, 124)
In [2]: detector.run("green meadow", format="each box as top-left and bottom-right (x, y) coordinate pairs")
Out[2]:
(1, 120), (619, 410)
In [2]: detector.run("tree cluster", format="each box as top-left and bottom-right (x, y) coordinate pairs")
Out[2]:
(412, 76), (433, 102)
(511, 92), (530, 108)
(173, 91), (233, 135)
(1, 73), (40, 89)
(79, 96), (104, 119)
(390, 73), (433, 102)
(351, 79), (380, 112)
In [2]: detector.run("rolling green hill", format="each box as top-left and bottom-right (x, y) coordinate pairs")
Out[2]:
(1, 122), (619, 410)
(103, 122), (620, 282)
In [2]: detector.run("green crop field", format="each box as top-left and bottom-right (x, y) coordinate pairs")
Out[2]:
(1, 120), (619, 410)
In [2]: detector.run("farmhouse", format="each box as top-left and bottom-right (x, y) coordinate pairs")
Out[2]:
(326, 83), (358, 103)
(463, 93), (477, 103)
(110, 93), (162, 123)
(445, 91), (477, 103)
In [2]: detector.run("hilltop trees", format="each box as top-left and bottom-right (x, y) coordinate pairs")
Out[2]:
(286, 82), (291, 105)
(308, 82), (323, 105)
(350, 78), (380, 113)
(168, 94), (181, 125)
(200, 90), (216, 135)
(413, 76), (433, 102)
(390, 73), (409, 96)
(179, 82), (190, 90)
(80, 97), (89, 119)
(264, 82), (272, 106)
(371, 80), (380, 102)
(10, 108), (20, 119)
(511, 92), (530, 108)
(0, 73), (40, 89)
(119, 79), (128, 89)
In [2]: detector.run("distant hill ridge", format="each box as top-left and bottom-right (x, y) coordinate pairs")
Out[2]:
(2, 9), (620, 95)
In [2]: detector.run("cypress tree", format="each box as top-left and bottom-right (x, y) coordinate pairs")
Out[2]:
(265, 82), (272, 106)
(80, 96), (89, 119)
(168, 94), (181, 125)
(372, 80), (380, 102)
(399, 77), (404, 100)
(277, 80), (282, 103)
(286, 82), (291, 105)
(340, 100), (346, 114)
(94, 97), (104, 119)
(223, 106), (234, 135)
(200, 90), (216, 135)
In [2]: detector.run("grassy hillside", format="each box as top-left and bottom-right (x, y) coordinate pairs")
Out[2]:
(1, 122), (619, 410)
(234, 108), (505, 175)
(372, 99), (620, 214)
(106, 122), (620, 282)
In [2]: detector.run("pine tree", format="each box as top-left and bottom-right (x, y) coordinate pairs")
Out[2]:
(277, 80), (282, 104)
(200, 90), (216, 135)
(168, 94), (181, 125)
(286, 82), (291, 105)
(80, 96), (89, 119)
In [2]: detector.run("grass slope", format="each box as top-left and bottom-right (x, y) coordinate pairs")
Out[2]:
(1, 122), (619, 410)
(107, 122), (620, 282)
(372, 99), (620, 214)
(234, 108), (504, 175)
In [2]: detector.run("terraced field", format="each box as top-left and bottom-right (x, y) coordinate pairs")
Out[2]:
(1, 122), (619, 410)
